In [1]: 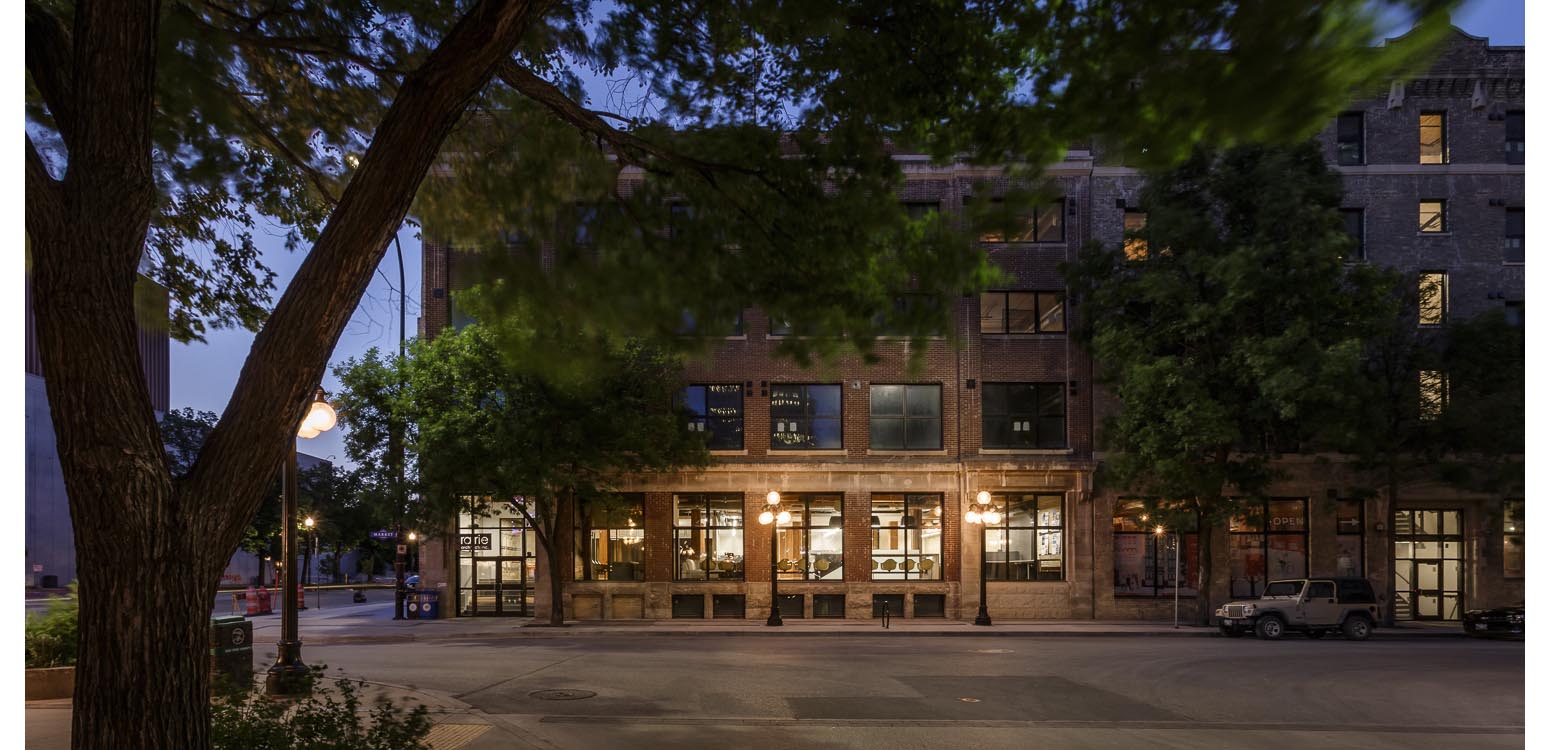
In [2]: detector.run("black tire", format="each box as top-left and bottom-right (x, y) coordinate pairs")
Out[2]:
(1254, 616), (1286, 640)
(1219, 624), (1244, 638)
(1342, 616), (1373, 641)
(1306, 629), (1326, 639)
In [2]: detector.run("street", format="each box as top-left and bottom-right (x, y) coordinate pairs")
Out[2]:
(294, 632), (1522, 749)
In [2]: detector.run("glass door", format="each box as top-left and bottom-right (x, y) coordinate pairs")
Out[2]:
(1393, 509), (1464, 621)
(457, 506), (537, 617)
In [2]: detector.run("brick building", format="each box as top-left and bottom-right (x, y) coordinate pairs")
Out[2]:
(417, 27), (1522, 623)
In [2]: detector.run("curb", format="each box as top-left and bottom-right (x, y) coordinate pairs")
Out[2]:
(274, 627), (1473, 644)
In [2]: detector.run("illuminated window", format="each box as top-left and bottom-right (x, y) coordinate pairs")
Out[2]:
(677, 385), (744, 450)
(673, 494), (744, 581)
(1418, 272), (1447, 326)
(775, 494), (844, 581)
(983, 493), (1065, 581)
(574, 495), (645, 581)
(870, 494), (944, 580)
(1337, 112), (1365, 165)
(979, 291), (1064, 334)
(1503, 499), (1524, 578)
(1419, 200), (1446, 233)
(1419, 112), (1447, 164)
(1419, 370), (1447, 421)
(979, 199), (1064, 243)
(1123, 210), (1148, 260)
(770, 384), (842, 450)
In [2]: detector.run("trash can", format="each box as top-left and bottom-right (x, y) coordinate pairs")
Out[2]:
(406, 590), (421, 619)
(419, 591), (440, 620)
(209, 616), (253, 685)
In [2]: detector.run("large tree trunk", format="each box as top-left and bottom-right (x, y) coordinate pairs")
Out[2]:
(1382, 464), (1399, 627)
(24, 1), (545, 746)
(548, 543), (567, 626)
(1195, 518), (1215, 626)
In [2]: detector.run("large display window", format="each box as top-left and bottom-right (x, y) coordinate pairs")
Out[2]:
(574, 494), (645, 581)
(870, 494), (943, 580)
(1229, 498), (1308, 598)
(776, 494), (844, 580)
(984, 493), (1063, 581)
(1112, 500), (1199, 597)
(674, 493), (745, 580)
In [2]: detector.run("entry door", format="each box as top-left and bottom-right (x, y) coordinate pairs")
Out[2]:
(1393, 510), (1464, 621)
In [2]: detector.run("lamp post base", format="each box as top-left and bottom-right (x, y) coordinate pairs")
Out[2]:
(973, 606), (992, 627)
(766, 607), (783, 626)
(264, 641), (312, 696)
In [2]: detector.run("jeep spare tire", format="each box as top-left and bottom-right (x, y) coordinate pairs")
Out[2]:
(1254, 616), (1285, 640)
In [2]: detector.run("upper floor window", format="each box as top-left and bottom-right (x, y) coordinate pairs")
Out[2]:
(771, 384), (842, 450)
(678, 310), (745, 337)
(982, 383), (1066, 449)
(1418, 271), (1448, 327)
(1419, 112), (1447, 164)
(1337, 112), (1365, 165)
(1419, 200), (1447, 233)
(904, 201), (939, 221)
(1123, 210), (1149, 260)
(1419, 370), (1447, 421)
(1505, 208), (1524, 264)
(678, 385), (744, 451)
(1341, 208), (1365, 261)
(979, 199), (1064, 243)
(869, 384), (942, 450)
(979, 291), (1065, 334)
(1506, 111), (1524, 165)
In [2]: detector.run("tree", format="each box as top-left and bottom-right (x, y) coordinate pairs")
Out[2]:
(22, 0), (1452, 744)
(1065, 141), (1405, 624)
(402, 324), (710, 625)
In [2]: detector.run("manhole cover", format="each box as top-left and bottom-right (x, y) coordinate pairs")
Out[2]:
(529, 689), (596, 701)
(971, 648), (1013, 654)
(958, 697), (981, 703)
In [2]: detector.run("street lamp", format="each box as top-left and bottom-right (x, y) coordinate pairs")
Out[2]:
(266, 388), (335, 697)
(303, 516), (316, 591)
(757, 490), (790, 626)
(1156, 524), (1180, 629)
(965, 490), (999, 626)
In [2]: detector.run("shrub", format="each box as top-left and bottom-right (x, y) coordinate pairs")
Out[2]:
(210, 669), (433, 750)
(24, 584), (78, 669)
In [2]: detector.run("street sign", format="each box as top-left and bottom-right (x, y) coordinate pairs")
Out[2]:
(370, 530), (397, 541)
(396, 544), (408, 555)
(458, 533), (493, 551)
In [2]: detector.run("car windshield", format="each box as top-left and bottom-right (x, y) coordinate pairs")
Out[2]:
(1261, 581), (1304, 599)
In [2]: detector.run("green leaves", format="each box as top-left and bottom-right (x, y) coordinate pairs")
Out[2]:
(1070, 141), (1402, 513)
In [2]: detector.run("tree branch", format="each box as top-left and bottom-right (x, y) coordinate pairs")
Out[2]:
(25, 134), (63, 241)
(223, 88), (341, 206)
(185, 0), (546, 554)
(25, 0), (74, 138)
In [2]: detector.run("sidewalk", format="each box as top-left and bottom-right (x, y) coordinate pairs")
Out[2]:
(243, 602), (1469, 643)
(23, 675), (544, 750)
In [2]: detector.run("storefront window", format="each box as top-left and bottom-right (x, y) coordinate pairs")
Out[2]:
(1112, 500), (1199, 597)
(674, 493), (744, 580)
(574, 494), (645, 581)
(456, 498), (535, 617)
(1504, 499), (1524, 579)
(776, 494), (844, 580)
(1229, 498), (1308, 597)
(983, 493), (1063, 581)
(1336, 499), (1364, 577)
(870, 494), (943, 580)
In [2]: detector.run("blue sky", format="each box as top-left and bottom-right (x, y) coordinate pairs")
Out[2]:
(170, 0), (1526, 466)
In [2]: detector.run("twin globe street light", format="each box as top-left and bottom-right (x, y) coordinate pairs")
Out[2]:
(756, 490), (791, 626)
(266, 388), (336, 697)
(964, 490), (1002, 626)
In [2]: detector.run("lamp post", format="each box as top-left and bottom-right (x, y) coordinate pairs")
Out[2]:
(757, 490), (791, 626)
(965, 490), (1000, 626)
(302, 516), (315, 591)
(408, 531), (419, 574)
(266, 388), (336, 697)
(1157, 525), (1179, 629)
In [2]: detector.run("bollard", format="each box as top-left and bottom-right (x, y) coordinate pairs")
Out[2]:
(882, 602), (891, 629)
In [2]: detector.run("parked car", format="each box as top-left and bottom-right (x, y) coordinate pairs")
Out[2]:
(1215, 577), (1381, 641)
(1462, 604), (1524, 638)
(404, 574), (420, 589)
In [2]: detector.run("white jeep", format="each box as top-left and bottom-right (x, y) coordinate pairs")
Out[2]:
(1215, 577), (1381, 641)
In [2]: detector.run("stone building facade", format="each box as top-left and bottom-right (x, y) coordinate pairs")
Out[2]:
(417, 28), (1522, 623)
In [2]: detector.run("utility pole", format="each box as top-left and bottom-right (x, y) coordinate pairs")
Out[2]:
(391, 233), (409, 620)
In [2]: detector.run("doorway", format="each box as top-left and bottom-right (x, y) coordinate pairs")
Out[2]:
(1392, 509), (1464, 621)
(457, 511), (536, 617)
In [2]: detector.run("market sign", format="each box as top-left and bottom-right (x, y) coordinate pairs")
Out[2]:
(370, 530), (397, 541)
(459, 533), (493, 551)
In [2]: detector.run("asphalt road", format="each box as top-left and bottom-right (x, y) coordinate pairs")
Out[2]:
(296, 634), (1524, 750)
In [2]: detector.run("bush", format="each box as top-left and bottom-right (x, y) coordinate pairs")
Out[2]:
(211, 669), (433, 750)
(24, 584), (78, 668)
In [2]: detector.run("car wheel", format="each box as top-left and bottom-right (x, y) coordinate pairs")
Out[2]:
(1342, 616), (1373, 641)
(1254, 616), (1285, 640)
(1219, 625), (1243, 638)
(1306, 629), (1326, 639)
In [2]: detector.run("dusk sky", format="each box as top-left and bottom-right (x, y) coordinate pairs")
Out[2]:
(170, 0), (1527, 468)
